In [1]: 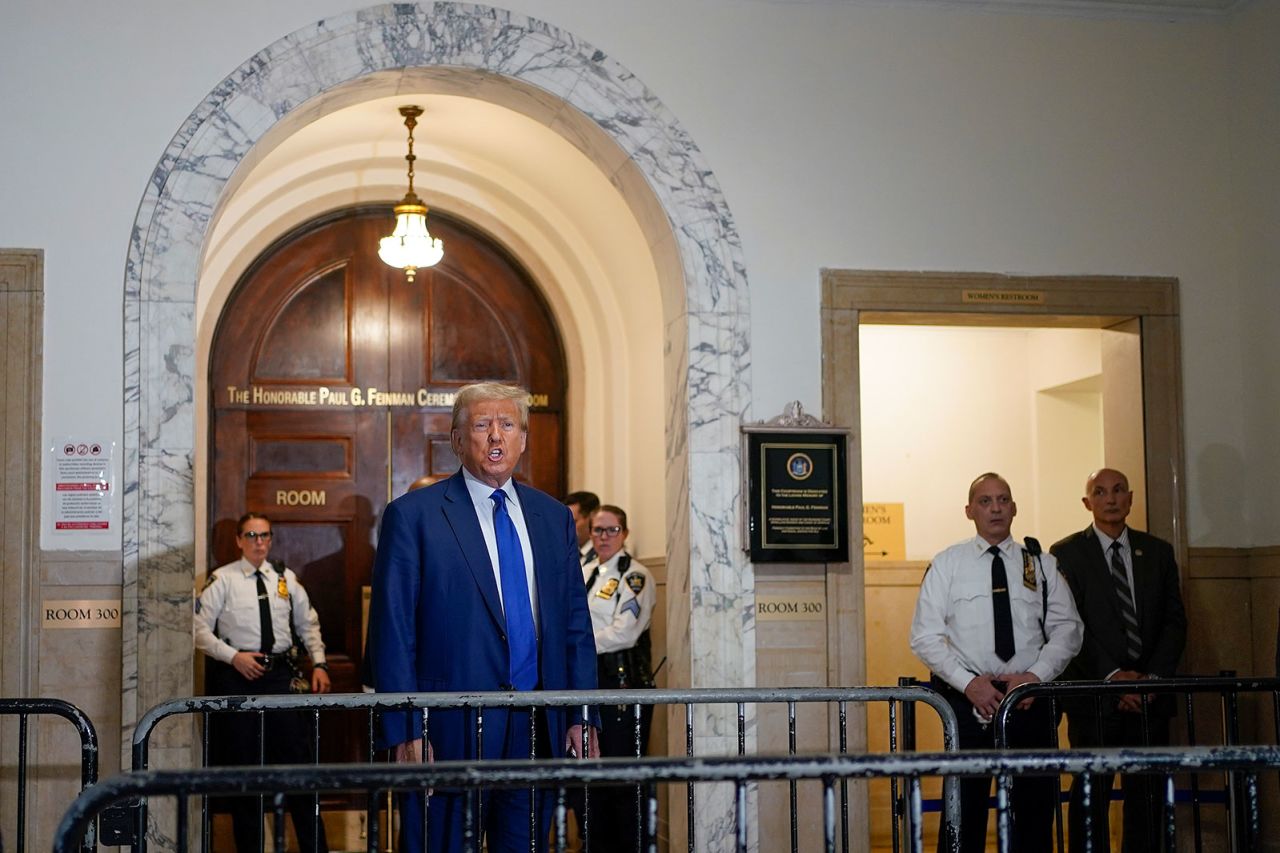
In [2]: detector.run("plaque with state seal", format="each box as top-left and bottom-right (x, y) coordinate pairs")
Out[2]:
(743, 405), (849, 563)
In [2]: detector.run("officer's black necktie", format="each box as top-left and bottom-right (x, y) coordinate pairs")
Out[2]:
(989, 545), (1015, 662)
(255, 570), (275, 654)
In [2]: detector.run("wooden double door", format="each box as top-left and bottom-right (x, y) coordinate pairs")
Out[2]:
(208, 209), (567, 734)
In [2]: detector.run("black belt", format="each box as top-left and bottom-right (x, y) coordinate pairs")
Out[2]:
(241, 651), (292, 671)
(930, 673), (1011, 699)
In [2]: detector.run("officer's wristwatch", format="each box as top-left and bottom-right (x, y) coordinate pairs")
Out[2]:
(313, 662), (329, 672)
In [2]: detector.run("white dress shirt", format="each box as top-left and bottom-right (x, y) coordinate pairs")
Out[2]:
(583, 551), (656, 654)
(460, 467), (540, 633)
(193, 557), (326, 665)
(910, 535), (1083, 693)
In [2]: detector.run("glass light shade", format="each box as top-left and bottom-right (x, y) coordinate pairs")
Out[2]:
(378, 207), (444, 275)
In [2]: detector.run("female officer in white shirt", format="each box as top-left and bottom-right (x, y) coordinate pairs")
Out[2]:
(581, 505), (655, 851)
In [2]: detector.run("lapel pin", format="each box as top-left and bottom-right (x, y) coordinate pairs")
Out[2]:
(1134, 549), (1143, 557)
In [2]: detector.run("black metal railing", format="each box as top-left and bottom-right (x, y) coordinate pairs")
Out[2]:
(0, 697), (98, 853)
(994, 675), (1280, 853)
(130, 686), (961, 853)
(55, 746), (1280, 853)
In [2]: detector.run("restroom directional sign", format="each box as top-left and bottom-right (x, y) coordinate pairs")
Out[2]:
(863, 503), (905, 561)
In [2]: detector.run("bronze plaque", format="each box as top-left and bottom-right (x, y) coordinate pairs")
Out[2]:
(746, 430), (848, 563)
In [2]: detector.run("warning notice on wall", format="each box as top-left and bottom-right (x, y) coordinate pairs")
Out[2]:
(53, 440), (112, 531)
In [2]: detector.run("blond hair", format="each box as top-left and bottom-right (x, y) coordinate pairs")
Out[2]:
(451, 382), (531, 432)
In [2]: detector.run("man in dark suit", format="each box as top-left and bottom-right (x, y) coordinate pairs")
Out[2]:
(1051, 468), (1187, 852)
(369, 382), (599, 853)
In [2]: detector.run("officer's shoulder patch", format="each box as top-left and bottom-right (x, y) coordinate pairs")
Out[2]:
(625, 572), (646, 594)
(200, 573), (220, 592)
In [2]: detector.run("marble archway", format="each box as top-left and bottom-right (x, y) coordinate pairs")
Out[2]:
(122, 2), (752, 837)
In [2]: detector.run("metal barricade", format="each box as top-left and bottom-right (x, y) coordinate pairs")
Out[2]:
(994, 675), (1280, 853)
(130, 686), (961, 853)
(0, 697), (98, 853)
(55, 747), (1280, 853)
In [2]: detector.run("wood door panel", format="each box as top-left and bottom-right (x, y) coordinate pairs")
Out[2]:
(251, 436), (350, 475)
(427, 270), (521, 381)
(270, 522), (346, 649)
(388, 412), (456, 498)
(245, 410), (362, 478)
(210, 209), (568, 771)
(525, 412), (563, 496)
(257, 264), (350, 381)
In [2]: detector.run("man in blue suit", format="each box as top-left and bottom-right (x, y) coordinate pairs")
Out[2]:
(369, 382), (599, 853)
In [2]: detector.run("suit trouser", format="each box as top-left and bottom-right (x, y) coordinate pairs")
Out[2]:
(933, 677), (1058, 853)
(398, 708), (553, 853)
(1066, 707), (1171, 853)
(206, 660), (329, 853)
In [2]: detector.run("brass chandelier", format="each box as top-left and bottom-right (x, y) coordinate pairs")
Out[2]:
(378, 105), (444, 281)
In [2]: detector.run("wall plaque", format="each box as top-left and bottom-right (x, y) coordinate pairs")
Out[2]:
(743, 405), (849, 563)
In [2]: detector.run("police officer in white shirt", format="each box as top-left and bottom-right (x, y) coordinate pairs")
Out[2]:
(581, 505), (655, 851)
(194, 512), (330, 853)
(909, 473), (1083, 853)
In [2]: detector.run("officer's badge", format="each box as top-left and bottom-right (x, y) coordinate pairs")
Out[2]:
(625, 572), (646, 594)
(1021, 551), (1037, 591)
(277, 577), (289, 598)
(597, 578), (619, 599)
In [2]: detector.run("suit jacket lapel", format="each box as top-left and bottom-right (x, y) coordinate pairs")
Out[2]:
(442, 471), (506, 633)
(1128, 529), (1151, 632)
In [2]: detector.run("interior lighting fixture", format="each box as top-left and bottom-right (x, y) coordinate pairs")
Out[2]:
(378, 105), (444, 281)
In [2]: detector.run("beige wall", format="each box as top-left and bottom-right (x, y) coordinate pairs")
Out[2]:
(1230, 1), (1280, 548)
(1184, 547), (1280, 847)
(859, 325), (1108, 558)
(28, 552), (124, 851)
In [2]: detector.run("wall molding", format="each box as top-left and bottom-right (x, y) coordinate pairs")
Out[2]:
(0, 248), (44, 845)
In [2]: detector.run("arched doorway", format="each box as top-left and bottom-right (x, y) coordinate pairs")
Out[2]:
(208, 208), (567, 700)
(124, 7), (751, 845)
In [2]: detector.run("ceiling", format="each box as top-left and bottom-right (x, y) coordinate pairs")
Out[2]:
(783, 0), (1252, 21)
